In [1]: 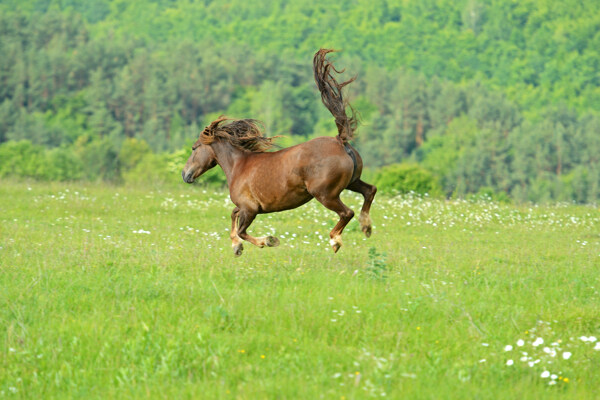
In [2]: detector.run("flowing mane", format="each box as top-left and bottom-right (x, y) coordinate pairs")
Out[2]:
(194, 116), (279, 153)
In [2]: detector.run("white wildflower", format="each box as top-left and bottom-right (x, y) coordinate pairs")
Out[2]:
(506, 359), (514, 366)
(562, 352), (572, 360)
(540, 371), (550, 378)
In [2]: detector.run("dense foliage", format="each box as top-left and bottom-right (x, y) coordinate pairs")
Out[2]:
(1, 0), (599, 202)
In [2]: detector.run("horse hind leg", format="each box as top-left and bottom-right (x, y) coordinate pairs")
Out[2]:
(346, 179), (377, 238)
(312, 194), (355, 253)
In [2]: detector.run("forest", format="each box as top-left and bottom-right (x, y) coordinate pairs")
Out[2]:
(1, 0), (599, 203)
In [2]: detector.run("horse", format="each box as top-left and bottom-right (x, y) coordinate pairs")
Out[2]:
(182, 49), (377, 256)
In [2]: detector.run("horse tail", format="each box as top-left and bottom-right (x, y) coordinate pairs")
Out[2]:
(313, 49), (358, 143)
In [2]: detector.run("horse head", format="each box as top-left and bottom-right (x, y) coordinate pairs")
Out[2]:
(181, 141), (217, 183)
(182, 118), (226, 183)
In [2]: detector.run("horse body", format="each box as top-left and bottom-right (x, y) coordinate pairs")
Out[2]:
(229, 137), (357, 213)
(182, 49), (377, 256)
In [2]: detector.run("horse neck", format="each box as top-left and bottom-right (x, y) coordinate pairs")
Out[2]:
(211, 140), (248, 184)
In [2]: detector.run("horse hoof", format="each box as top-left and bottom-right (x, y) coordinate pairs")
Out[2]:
(330, 237), (341, 253)
(266, 236), (280, 247)
(233, 243), (244, 257)
(362, 225), (372, 238)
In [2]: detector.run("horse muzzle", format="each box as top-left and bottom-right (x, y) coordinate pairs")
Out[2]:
(182, 169), (195, 183)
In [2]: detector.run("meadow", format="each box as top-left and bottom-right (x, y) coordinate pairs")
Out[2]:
(1, 180), (599, 399)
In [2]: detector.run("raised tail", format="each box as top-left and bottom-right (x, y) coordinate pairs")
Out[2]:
(313, 49), (358, 143)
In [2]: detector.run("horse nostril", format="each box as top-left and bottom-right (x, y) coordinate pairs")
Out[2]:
(182, 170), (194, 183)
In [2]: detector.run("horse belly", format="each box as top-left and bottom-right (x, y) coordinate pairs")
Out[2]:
(264, 192), (313, 212)
(252, 172), (312, 213)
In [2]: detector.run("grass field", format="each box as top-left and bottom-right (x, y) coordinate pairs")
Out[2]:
(1, 180), (600, 399)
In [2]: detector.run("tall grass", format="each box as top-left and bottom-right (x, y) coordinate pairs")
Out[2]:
(1, 181), (599, 399)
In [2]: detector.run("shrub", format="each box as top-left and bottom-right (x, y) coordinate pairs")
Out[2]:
(124, 149), (228, 188)
(119, 138), (152, 172)
(122, 153), (175, 186)
(45, 147), (84, 181)
(74, 136), (120, 182)
(0, 140), (46, 179)
(373, 163), (442, 196)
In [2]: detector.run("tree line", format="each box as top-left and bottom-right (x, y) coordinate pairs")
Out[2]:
(1, 1), (599, 203)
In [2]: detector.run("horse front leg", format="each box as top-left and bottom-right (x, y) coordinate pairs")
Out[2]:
(230, 207), (244, 256)
(234, 209), (280, 256)
(346, 179), (377, 237)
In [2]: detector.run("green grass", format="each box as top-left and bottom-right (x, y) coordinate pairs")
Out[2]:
(1, 181), (600, 399)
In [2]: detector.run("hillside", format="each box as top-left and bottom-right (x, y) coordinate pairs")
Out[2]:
(1, 0), (599, 202)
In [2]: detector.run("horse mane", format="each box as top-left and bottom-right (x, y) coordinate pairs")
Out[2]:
(313, 48), (358, 143)
(194, 116), (279, 152)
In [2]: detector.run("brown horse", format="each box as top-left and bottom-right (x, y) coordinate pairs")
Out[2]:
(182, 49), (377, 256)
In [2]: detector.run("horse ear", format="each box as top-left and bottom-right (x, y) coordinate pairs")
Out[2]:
(192, 138), (202, 149)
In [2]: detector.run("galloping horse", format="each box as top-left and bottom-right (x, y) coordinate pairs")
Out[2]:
(182, 49), (377, 256)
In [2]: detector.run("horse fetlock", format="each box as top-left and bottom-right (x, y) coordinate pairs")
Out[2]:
(359, 212), (372, 238)
(359, 212), (371, 226)
(266, 236), (280, 247)
(233, 243), (244, 257)
(329, 235), (342, 253)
